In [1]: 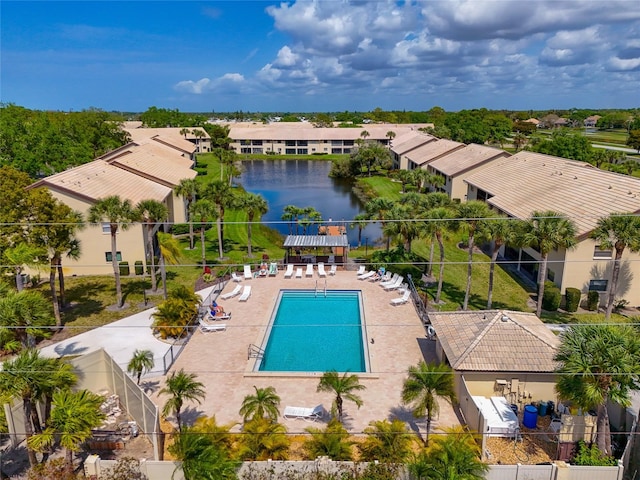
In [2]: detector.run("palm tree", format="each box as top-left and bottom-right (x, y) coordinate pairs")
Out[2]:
(28, 389), (105, 476)
(192, 129), (205, 151)
(174, 178), (199, 250)
(456, 201), (494, 310)
(39, 357), (77, 428)
(359, 419), (414, 463)
(424, 207), (457, 303)
(160, 369), (206, 433)
(316, 370), (366, 422)
(360, 130), (370, 142)
(0, 290), (54, 349)
(555, 324), (640, 456)
(189, 199), (217, 270)
(127, 349), (155, 385)
(589, 212), (640, 319)
(408, 427), (487, 480)
(522, 210), (577, 317)
(366, 197), (394, 251)
(478, 217), (524, 309)
(88, 195), (137, 307)
(386, 130), (396, 147)
(3, 243), (44, 292)
(395, 169), (413, 193)
(401, 361), (457, 445)
(238, 193), (268, 258)
(349, 213), (369, 248)
(304, 418), (353, 460)
(179, 127), (190, 139)
(239, 385), (281, 422)
(157, 232), (182, 300)
(237, 417), (290, 460)
(384, 204), (421, 253)
(201, 180), (232, 259)
(168, 426), (238, 480)
(135, 199), (168, 293)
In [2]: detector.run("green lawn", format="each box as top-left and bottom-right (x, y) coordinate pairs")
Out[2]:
(356, 176), (403, 202)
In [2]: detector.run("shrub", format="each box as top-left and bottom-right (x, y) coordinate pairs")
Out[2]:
(542, 281), (561, 311)
(587, 291), (600, 311)
(572, 441), (617, 466)
(564, 287), (581, 312)
(134, 260), (144, 275)
(118, 261), (130, 276)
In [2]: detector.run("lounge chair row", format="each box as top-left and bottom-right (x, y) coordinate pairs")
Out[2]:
(220, 285), (251, 301)
(283, 263), (336, 278)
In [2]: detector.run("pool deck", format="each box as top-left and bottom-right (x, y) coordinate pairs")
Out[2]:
(153, 268), (461, 435)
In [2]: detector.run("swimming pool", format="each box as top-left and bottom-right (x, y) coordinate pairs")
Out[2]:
(256, 290), (369, 373)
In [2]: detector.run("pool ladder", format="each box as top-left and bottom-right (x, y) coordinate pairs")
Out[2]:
(248, 344), (265, 360)
(315, 279), (327, 297)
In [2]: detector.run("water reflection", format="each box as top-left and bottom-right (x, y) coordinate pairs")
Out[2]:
(239, 160), (382, 246)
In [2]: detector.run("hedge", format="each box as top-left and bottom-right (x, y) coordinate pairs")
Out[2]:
(564, 287), (581, 313)
(542, 281), (561, 312)
(587, 291), (600, 311)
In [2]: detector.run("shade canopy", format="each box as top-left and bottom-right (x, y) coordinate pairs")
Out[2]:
(283, 235), (349, 248)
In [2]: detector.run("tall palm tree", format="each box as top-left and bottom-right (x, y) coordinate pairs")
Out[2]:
(179, 127), (190, 139)
(0, 349), (53, 466)
(239, 385), (281, 422)
(238, 193), (268, 258)
(135, 199), (168, 293)
(424, 207), (457, 303)
(168, 426), (238, 480)
(478, 217), (524, 309)
(160, 369), (206, 433)
(304, 418), (353, 461)
(366, 197), (394, 251)
(174, 178), (199, 250)
(189, 199), (217, 270)
(3, 243), (44, 292)
(359, 419), (414, 463)
(555, 324), (640, 455)
(157, 232), (182, 300)
(386, 130), (396, 147)
(127, 349), (155, 385)
(349, 213), (369, 248)
(422, 193), (452, 276)
(316, 370), (366, 422)
(192, 129), (205, 151)
(589, 212), (640, 319)
(0, 290), (54, 349)
(88, 195), (137, 308)
(28, 389), (105, 476)
(401, 361), (456, 445)
(201, 180), (232, 259)
(457, 201), (494, 310)
(281, 205), (297, 235)
(522, 210), (577, 317)
(384, 204), (421, 253)
(39, 357), (77, 427)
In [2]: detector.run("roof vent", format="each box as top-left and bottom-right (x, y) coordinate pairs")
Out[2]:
(608, 185), (613, 189)
(574, 176), (578, 180)
(501, 315), (510, 322)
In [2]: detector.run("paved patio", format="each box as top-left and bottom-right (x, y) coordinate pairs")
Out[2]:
(152, 268), (461, 435)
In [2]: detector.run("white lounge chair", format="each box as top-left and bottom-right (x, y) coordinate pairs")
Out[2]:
(268, 262), (278, 276)
(283, 404), (325, 421)
(243, 265), (252, 279)
(356, 265), (365, 276)
(220, 284), (242, 300)
(239, 285), (252, 302)
(203, 310), (232, 321)
(295, 267), (303, 278)
(231, 272), (243, 283)
(383, 276), (404, 291)
(328, 264), (337, 275)
(358, 270), (375, 280)
(390, 290), (411, 306)
(380, 273), (399, 287)
(305, 264), (314, 277)
(199, 318), (227, 333)
(284, 264), (294, 278)
(317, 262), (326, 277)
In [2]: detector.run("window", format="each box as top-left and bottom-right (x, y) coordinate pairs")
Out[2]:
(593, 245), (613, 259)
(240, 139), (250, 146)
(343, 148), (351, 154)
(343, 140), (354, 146)
(589, 279), (608, 291)
(285, 140), (296, 146)
(252, 140), (263, 146)
(241, 147), (251, 154)
(331, 140), (342, 146)
(285, 148), (296, 154)
(101, 223), (111, 234)
(297, 148), (308, 154)
(252, 148), (263, 154)
(297, 140), (308, 146)
(105, 251), (122, 262)
(547, 269), (555, 282)
(332, 148), (342, 154)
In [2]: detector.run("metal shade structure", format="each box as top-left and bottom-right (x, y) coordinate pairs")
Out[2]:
(283, 235), (349, 265)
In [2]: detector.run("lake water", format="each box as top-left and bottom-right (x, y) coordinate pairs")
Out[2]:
(240, 160), (382, 246)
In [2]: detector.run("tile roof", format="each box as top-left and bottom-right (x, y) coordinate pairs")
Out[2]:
(428, 310), (559, 372)
(428, 144), (510, 176)
(30, 160), (172, 205)
(464, 151), (640, 237)
(124, 128), (203, 153)
(405, 139), (466, 166)
(227, 124), (431, 142)
(390, 131), (437, 155)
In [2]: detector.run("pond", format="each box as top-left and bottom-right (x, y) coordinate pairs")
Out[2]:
(239, 160), (382, 247)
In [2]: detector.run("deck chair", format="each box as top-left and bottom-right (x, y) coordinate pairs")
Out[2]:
(220, 284), (242, 300)
(199, 318), (226, 333)
(380, 273), (399, 287)
(317, 262), (327, 277)
(283, 404), (325, 421)
(390, 290), (411, 306)
(358, 270), (375, 280)
(231, 272), (243, 283)
(383, 276), (404, 291)
(268, 262), (278, 276)
(295, 267), (303, 278)
(328, 264), (337, 276)
(305, 263), (314, 277)
(239, 285), (252, 302)
(243, 265), (252, 279)
(356, 265), (366, 275)
(284, 264), (294, 278)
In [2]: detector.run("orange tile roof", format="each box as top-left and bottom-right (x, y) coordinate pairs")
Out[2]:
(428, 143), (510, 176)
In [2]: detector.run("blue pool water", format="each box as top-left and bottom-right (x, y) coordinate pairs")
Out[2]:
(257, 290), (368, 373)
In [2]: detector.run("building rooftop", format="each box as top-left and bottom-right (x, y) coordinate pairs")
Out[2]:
(428, 310), (560, 372)
(428, 143), (510, 177)
(405, 138), (466, 166)
(124, 127), (205, 153)
(283, 235), (350, 248)
(390, 131), (437, 156)
(464, 151), (640, 237)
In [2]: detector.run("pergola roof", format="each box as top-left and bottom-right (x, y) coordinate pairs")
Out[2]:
(283, 235), (349, 248)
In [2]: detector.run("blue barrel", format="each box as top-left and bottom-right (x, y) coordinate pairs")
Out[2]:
(523, 404), (538, 428)
(538, 401), (548, 417)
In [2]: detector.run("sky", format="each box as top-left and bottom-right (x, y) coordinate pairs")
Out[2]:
(2, 1), (640, 113)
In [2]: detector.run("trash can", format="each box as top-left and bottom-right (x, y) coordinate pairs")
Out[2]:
(523, 404), (538, 428)
(538, 401), (548, 417)
(547, 401), (555, 416)
(510, 404), (518, 416)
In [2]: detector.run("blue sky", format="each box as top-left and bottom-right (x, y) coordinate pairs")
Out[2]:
(2, 1), (640, 112)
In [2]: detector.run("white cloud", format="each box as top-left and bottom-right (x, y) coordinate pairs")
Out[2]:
(607, 56), (640, 71)
(174, 78), (211, 94)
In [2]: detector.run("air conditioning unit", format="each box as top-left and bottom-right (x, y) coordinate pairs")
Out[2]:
(84, 454), (100, 478)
